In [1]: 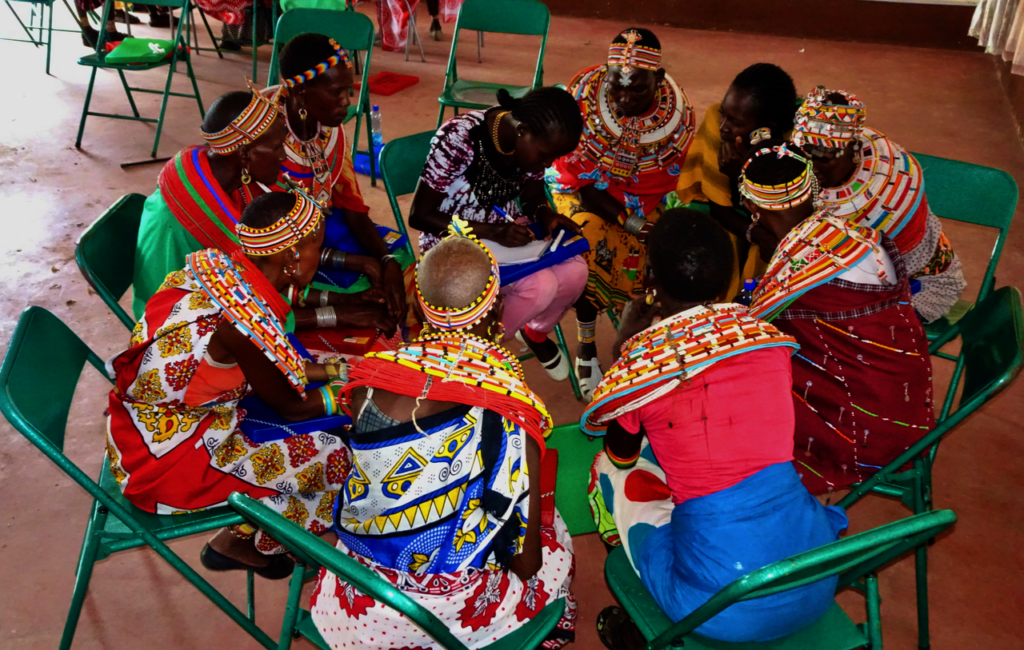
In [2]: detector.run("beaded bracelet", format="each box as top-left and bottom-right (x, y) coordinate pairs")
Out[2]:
(318, 385), (337, 416)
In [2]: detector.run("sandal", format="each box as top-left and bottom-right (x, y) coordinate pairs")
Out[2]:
(516, 331), (569, 382)
(597, 606), (648, 650)
(200, 543), (295, 580)
(575, 356), (602, 401)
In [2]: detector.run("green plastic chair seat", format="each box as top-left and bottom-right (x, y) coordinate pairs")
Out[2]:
(923, 297), (974, 343)
(439, 80), (531, 110)
(604, 547), (866, 650)
(77, 50), (190, 69)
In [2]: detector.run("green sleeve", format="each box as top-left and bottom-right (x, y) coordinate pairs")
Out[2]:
(132, 187), (203, 319)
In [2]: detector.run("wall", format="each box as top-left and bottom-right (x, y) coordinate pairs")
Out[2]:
(544, 0), (979, 50)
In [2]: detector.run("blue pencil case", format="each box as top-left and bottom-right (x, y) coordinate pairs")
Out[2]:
(316, 210), (409, 289)
(498, 231), (590, 287)
(238, 334), (351, 443)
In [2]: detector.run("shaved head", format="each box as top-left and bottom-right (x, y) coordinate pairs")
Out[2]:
(418, 238), (494, 309)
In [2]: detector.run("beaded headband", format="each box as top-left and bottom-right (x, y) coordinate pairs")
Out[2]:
(792, 86), (867, 150)
(416, 216), (501, 332)
(237, 191), (323, 256)
(607, 29), (660, 86)
(739, 143), (818, 211)
(283, 39), (353, 88)
(201, 81), (282, 155)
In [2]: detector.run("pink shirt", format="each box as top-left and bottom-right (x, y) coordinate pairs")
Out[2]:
(618, 347), (796, 505)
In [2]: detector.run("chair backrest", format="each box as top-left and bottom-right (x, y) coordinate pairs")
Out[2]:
(913, 152), (1018, 298)
(94, 0), (192, 54)
(649, 510), (957, 647)
(75, 194), (146, 331)
(446, 0), (549, 89)
(267, 9), (374, 87)
(379, 131), (435, 255)
(951, 285), (1024, 410)
(228, 493), (472, 650)
(0, 307), (108, 455)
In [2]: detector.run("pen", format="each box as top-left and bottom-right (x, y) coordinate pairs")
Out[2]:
(550, 229), (565, 251)
(492, 206), (516, 223)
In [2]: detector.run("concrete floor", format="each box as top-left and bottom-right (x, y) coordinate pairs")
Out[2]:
(1, 4), (1023, 649)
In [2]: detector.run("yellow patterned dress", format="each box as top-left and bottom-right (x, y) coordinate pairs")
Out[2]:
(106, 249), (350, 554)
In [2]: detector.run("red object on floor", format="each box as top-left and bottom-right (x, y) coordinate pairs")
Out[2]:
(540, 449), (558, 527)
(367, 71), (420, 96)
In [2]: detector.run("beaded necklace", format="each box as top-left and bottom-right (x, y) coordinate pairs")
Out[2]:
(582, 304), (798, 434)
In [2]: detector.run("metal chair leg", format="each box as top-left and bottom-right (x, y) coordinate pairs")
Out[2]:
(865, 573), (883, 649)
(554, 323), (582, 399)
(276, 561), (307, 650)
(363, 101), (376, 186)
(75, 67), (99, 148)
(58, 500), (108, 650)
(45, 0), (53, 74)
(913, 470), (931, 650)
(116, 70), (141, 118)
(477, 30), (482, 63)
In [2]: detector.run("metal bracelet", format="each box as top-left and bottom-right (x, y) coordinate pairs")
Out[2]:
(320, 248), (347, 270)
(319, 289), (330, 307)
(623, 214), (647, 236)
(381, 253), (398, 266)
(315, 306), (337, 329)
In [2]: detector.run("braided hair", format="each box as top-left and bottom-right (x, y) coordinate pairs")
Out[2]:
(731, 63), (797, 133)
(742, 137), (808, 187)
(279, 32), (344, 84)
(647, 208), (734, 303)
(496, 86), (583, 143)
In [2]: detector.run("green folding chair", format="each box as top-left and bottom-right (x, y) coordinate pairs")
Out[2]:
(74, 0), (205, 161)
(75, 193), (146, 331)
(2, 0), (84, 74)
(191, 1), (276, 82)
(0, 307), (299, 649)
(913, 153), (1018, 350)
(267, 8), (378, 186)
(229, 492), (567, 649)
(436, 0), (549, 129)
(837, 285), (1023, 650)
(605, 509), (957, 650)
(380, 131), (583, 399)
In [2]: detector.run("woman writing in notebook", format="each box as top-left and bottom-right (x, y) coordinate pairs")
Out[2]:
(409, 87), (588, 382)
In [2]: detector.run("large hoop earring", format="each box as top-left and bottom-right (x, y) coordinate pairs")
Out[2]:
(488, 320), (505, 343)
(645, 288), (657, 306)
(299, 106), (308, 123)
(240, 168), (251, 185)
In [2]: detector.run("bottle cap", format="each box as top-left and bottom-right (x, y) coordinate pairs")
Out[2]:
(743, 278), (757, 290)
(372, 105), (380, 112)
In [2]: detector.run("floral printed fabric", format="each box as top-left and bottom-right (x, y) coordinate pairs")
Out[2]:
(107, 266), (350, 554)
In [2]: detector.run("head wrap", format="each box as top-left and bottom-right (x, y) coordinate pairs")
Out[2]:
(607, 29), (661, 85)
(739, 142), (819, 211)
(237, 190), (325, 256)
(416, 216), (501, 332)
(283, 38), (353, 88)
(201, 81), (282, 155)
(792, 86), (867, 150)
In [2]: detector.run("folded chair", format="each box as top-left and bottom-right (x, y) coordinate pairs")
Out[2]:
(837, 286), (1023, 650)
(267, 8), (379, 185)
(75, 193), (146, 331)
(74, 0), (205, 161)
(192, 1), (276, 82)
(229, 492), (568, 649)
(2, 0), (84, 74)
(379, 131), (583, 399)
(436, 0), (549, 128)
(605, 509), (957, 650)
(0, 307), (300, 649)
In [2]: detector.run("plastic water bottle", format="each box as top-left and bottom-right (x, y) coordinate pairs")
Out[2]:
(735, 278), (757, 307)
(370, 105), (383, 147)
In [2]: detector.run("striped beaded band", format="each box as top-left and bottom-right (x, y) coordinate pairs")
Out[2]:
(607, 29), (660, 84)
(416, 216), (501, 332)
(739, 143), (818, 211)
(792, 86), (867, 150)
(201, 81), (282, 154)
(283, 39), (353, 88)
(237, 191), (323, 256)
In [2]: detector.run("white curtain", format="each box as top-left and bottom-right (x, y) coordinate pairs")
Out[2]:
(971, 0), (1024, 74)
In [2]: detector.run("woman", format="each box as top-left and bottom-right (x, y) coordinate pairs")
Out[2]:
(548, 28), (695, 400)
(791, 87), (966, 323)
(676, 63), (798, 297)
(273, 33), (409, 331)
(410, 87), (588, 382)
(310, 217), (576, 649)
(109, 191), (351, 576)
(741, 141), (934, 495)
(585, 209), (847, 646)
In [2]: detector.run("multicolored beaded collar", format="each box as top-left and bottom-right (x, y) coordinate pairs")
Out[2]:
(201, 81), (282, 155)
(607, 29), (660, 85)
(416, 216), (501, 332)
(283, 39), (353, 88)
(237, 191), (324, 256)
(792, 86), (867, 150)
(739, 143), (818, 210)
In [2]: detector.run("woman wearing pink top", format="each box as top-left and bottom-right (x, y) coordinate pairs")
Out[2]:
(584, 208), (848, 648)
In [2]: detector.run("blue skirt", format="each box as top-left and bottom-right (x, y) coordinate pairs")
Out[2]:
(636, 462), (848, 643)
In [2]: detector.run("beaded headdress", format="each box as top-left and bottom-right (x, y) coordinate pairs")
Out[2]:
(237, 190), (324, 256)
(201, 80), (282, 155)
(792, 86), (867, 150)
(416, 216), (501, 332)
(283, 38), (353, 88)
(739, 143), (819, 211)
(607, 29), (661, 86)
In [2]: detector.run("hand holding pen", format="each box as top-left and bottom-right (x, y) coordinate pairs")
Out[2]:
(489, 206), (534, 248)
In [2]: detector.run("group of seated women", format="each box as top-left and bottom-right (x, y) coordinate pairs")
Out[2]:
(102, 22), (960, 650)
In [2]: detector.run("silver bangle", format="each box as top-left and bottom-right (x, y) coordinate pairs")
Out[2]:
(320, 248), (347, 270)
(315, 306), (337, 329)
(319, 289), (330, 307)
(623, 214), (647, 236)
(381, 253), (398, 266)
